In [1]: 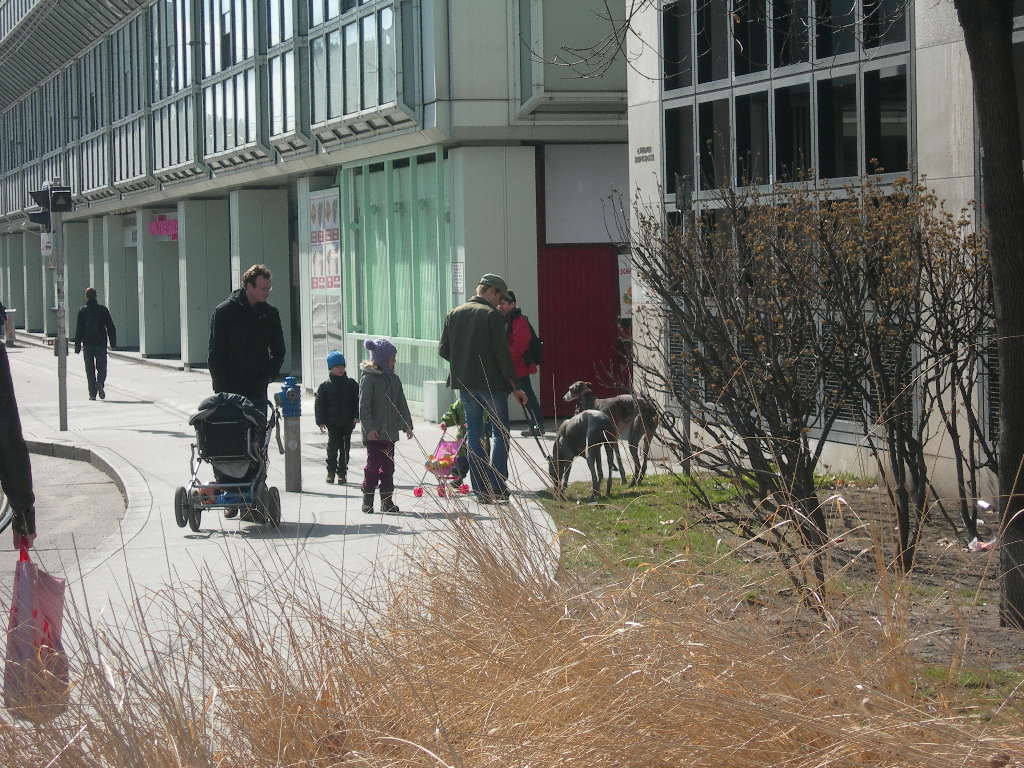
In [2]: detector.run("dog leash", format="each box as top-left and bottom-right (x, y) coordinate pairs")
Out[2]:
(521, 403), (551, 462)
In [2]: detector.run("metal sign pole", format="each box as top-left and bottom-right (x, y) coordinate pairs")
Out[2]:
(53, 209), (67, 432)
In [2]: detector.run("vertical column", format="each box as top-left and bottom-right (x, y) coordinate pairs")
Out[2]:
(7, 234), (25, 328)
(103, 214), (139, 349)
(64, 221), (90, 314)
(0, 235), (7, 304)
(178, 199), (230, 367)
(230, 188), (292, 371)
(23, 234), (44, 333)
(137, 210), (181, 357)
(88, 217), (104, 288)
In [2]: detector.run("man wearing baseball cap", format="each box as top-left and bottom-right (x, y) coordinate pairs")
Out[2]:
(439, 274), (527, 503)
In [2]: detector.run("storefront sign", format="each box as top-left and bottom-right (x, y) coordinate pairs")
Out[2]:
(148, 215), (178, 241)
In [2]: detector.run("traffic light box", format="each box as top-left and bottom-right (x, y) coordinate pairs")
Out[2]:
(28, 186), (73, 232)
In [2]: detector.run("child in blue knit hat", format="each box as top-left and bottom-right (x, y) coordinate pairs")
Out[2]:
(315, 349), (359, 484)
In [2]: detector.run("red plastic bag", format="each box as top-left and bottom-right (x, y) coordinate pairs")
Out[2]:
(3, 548), (69, 721)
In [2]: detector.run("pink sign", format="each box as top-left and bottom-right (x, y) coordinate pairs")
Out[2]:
(148, 215), (179, 241)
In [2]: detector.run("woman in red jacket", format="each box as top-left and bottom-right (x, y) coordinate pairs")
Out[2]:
(500, 291), (545, 437)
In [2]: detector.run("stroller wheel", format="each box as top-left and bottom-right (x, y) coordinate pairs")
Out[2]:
(268, 487), (282, 528)
(187, 505), (202, 532)
(253, 485), (275, 526)
(174, 486), (189, 528)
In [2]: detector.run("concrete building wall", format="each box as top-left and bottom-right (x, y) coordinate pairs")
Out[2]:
(449, 146), (538, 312)
(449, 145), (539, 404)
(137, 210), (181, 357)
(915, 1), (976, 216)
(178, 199), (230, 367)
(229, 189), (292, 373)
(102, 214), (140, 349)
(23, 235), (43, 333)
(64, 221), (90, 312)
(7, 234), (24, 327)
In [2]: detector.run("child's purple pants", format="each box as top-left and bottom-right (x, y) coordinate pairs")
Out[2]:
(362, 440), (396, 493)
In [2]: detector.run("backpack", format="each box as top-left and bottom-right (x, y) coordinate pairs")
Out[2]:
(523, 317), (544, 366)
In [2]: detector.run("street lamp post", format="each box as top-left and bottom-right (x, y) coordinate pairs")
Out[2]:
(30, 180), (73, 432)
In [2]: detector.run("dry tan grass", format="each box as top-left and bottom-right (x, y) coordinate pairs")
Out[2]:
(1, 502), (1022, 767)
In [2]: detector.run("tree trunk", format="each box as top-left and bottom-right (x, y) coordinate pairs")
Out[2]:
(955, 1), (1024, 628)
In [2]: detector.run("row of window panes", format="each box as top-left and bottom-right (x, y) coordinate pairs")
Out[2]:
(152, 0), (193, 100)
(663, 0), (907, 91)
(80, 46), (106, 134)
(309, 0), (372, 29)
(202, 68), (258, 154)
(39, 77), (66, 156)
(0, 0), (38, 40)
(204, 0), (257, 76)
(153, 98), (194, 169)
(665, 65), (908, 193)
(113, 120), (146, 182)
(310, 8), (395, 123)
(112, 17), (146, 121)
(269, 51), (297, 135)
(267, 0), (295, 46)
(80, 135), (108, 192)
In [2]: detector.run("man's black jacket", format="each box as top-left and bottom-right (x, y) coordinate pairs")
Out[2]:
(74, 299), (117, 353)
(0, 347), (35, 537)
(207, 288), (286, 404)
(315, 373), (359, 427)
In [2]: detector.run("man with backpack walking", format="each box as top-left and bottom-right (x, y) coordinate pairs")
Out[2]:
(74, 287), (117, 401)
(499, 290), (545, 437)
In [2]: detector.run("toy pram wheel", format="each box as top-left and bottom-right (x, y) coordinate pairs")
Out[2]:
(174, 486), (189, 528)
(268, 487), (282, 528)
(187, 505), (202, 532)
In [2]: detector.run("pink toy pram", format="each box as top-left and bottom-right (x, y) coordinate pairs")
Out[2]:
(415, 430), (470, 498)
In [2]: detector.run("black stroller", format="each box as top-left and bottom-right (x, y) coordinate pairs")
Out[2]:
(174, 393), (283, 532)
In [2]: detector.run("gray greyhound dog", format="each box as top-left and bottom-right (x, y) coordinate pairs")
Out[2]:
(562, 381), (659, 487)
(549, 409), (626, 498)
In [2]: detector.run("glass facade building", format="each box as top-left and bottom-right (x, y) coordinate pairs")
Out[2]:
(663, 0), (910, 203)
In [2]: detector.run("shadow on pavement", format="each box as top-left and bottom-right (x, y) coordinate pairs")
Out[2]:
(184, 521), (411, 540)
(133, 428), (193, 439)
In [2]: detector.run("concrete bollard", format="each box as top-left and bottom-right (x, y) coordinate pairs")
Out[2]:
(276, 376), (302, 493)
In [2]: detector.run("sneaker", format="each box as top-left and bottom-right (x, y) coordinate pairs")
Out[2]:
(98, 387), (105, 400)
(338, 474), (347, 485)
(520, 428), (544, 437)
(326, 473), (335, 484)
(224, 508), (238, 519)
(89, 394), (96, 401)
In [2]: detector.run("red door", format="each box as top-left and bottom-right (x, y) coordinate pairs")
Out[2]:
(537, 243), (621, 418)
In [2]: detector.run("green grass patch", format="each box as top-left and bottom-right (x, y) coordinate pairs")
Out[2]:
(916, 664), (1024, 718)
(539, 473), (744, 574)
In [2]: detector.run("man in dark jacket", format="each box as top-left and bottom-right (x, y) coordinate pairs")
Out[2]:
(74, 287), (117, 401)
(315, 350), (359, 484)
(0, 346), (36, 550)
(207, 264), (286, 409)
(438, 273), (526, 503)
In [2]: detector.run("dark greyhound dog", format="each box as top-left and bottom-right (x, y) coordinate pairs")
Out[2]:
(562, 381), (659, 486)
(548, 409), (626, 498)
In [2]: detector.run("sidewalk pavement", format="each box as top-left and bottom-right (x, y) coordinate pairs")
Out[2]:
(6, 339), (599, 643)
